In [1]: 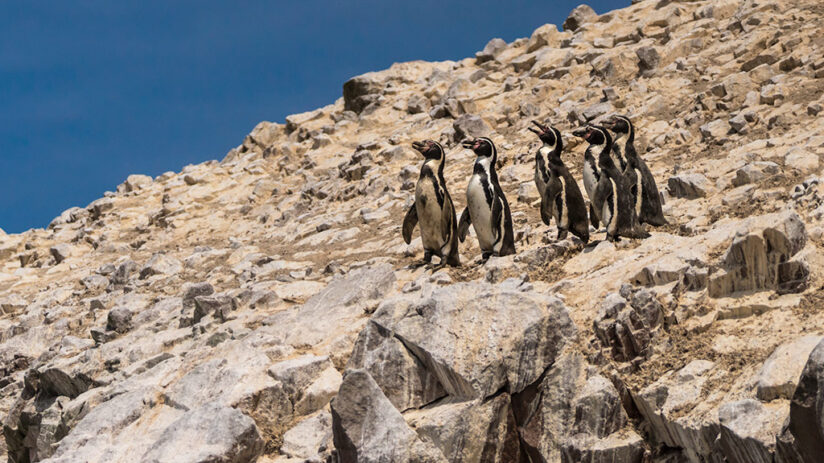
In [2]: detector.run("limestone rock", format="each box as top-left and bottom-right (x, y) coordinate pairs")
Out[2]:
(757, 335), (823, 401)
(667, 173), (712, 199)
(563, 4), (597, 31)
(718, 399), (786, 463)
(475, 38), (507, 64)
(141, 404), (264, 463)
(331, 370), (446, 463)
(708, 210), (808, 297)
(368, 281), (576, 399)
(788, 338), (824, 461)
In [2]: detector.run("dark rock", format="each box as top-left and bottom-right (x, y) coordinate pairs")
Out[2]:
(343, 73), (384, 113)
(106, 306), (133, 334)
(636, 46), (660, 76)
(475, 38), (507, 64)
(563, 4), (597, 31)
(788, 338), (824, 462)
(453, 114), (491, 141)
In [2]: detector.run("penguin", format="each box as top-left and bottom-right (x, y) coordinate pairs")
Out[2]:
(528, 121), (590, 243)
(580, 127), (603, 230)
(457, 137), (516, 260)
(572, 125), (649, 242)
(402, 140), (461, 268)
(603, 115), (668, 227)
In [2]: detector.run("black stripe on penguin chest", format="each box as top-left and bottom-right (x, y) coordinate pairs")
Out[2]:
(536, 156), (551, 184)
(421, 166), (445, 208)
(473, 162), (494, 206)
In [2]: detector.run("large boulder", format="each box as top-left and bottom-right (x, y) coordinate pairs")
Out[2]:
(788, 338), (824, 462)
(331, 370), (446, 463)
(343, 72), (385, 113)
(593, 285), (665, 363)
(367, 281), (576, 400)
(563, 4), (597, 31)
(708, 211), (808, 297)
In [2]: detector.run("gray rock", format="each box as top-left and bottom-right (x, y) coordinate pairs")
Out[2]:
(50, 244), (72, 264)
(667, 173), (712, 199)
(81, 274), (110, 293)
(572, 375), (627, 438)
(331, 370), (446, 462)
(405, 394), (521, 462)
(407, 94), (431, 114)
(142, 404), (264, 463)
(475, 38), (507, 64)
(757, 335), (824, 401)
(193, 294), (237, 324)
(514, 351), (585, 461)
(563, 4), (597, 31)
(369, 281), (576, 400)
(718, 399), (786, 463)
(788, 338), (824, 461)
(182, 282), (214, 308)
(527, 24), (562, 53)
(453, 114), (491, 142)
(110, 260), (139, 285)
(636, 46), (660, 76)
(593, 286), (664, 362)
(632, 360), (721, 462)
(561, 431), (646, 463)
(347, 320), (446, 411)
(281, 411), (333, 460)
(139, 253), (183, 279)
(699, 119), (729, 142)
(106, 306), (133, 334)
(119, 174), (153, 193)
(708, 210), (808, 297)
(343, 72), (384, 113)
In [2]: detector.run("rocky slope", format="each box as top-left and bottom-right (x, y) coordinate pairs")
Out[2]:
(2, 0), (824, 461)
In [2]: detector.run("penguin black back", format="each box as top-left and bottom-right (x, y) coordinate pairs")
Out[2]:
(529, 121), (589, 243)
(605, 115), (667, 227)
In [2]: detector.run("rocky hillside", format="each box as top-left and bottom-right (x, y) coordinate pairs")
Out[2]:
(3, 0), (824, 461)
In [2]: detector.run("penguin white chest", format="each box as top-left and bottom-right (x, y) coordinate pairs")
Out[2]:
(415, 177), (446, 251)
(555, 176), (569, 228)
(633, 168), (644, 217)
(466, 174), (495, 251)
(582, 159), (599, 200)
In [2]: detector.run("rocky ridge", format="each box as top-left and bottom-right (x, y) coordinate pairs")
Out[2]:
(2, 0), (824, 461)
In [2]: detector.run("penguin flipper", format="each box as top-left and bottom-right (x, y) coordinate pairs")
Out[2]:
(491, 196), (503, 242)
(402, 206), (418, 244)
(441, 196), (455, 243)
(539, 196), (551, 226)
(589, 202), (599, 229)
(458, 208), (471, 243)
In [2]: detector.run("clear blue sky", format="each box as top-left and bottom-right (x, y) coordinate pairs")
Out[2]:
(0, 0), (626, 233)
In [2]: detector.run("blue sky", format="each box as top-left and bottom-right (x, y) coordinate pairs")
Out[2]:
(0, 0), (626, 233)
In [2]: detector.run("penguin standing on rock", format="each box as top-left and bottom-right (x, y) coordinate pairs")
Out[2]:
(603, 115), (668, 227)
(579, 126), (604, 231)
(402, 140), (461, 268)
(528, 121), (589, 243)
(573, 125), (649, 242)
(458, 137), (516, 260)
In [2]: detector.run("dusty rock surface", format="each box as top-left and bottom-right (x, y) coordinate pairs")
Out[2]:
(3, 0), (824, 461)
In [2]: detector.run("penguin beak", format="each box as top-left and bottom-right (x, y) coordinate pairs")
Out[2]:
(529, 120), (547, 136)
(411, 141), (426, 154)
(602, 118), (616, 130)
(572, 127), (589, 139)
(461, 139), (476, 150)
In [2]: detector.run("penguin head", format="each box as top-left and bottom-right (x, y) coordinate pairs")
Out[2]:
(461, 137), (496, 160)
(411, 140), (444, 161)
(572, 125), (610, 147)
(603, 115), (632, 137)
(528, 121), (562, 150)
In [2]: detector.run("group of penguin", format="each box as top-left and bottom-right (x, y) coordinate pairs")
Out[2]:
(401, 115), (668, 268)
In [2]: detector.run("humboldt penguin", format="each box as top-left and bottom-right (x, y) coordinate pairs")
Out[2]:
(402, 140), (461, 267)
(603, 115), (668, 227)
(528, 121), (589, 243)
(457, 137), (516, 259)
(572, 125), (649, 242)
(580, 126), (603, 230)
